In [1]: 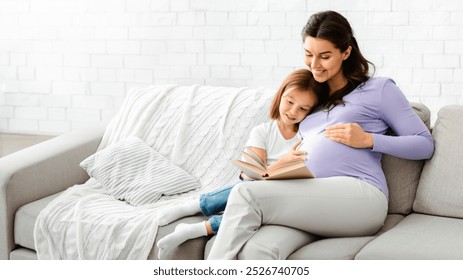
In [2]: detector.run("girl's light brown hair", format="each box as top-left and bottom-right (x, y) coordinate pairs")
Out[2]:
(269, 69), (327, 130)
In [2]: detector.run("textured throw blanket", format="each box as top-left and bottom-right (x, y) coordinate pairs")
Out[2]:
(34, 84), (273, 259)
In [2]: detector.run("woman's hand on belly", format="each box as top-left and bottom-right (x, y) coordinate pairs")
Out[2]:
(324, 123), (374, 149)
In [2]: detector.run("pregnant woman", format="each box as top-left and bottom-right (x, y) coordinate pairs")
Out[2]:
(207, 10), (434, 260)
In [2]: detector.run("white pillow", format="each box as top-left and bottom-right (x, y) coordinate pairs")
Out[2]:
(80, 137), (200, 206)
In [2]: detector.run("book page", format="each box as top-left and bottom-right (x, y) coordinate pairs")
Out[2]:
(232, 159), (266, 180)
(241, 149), (266, 169)
(267, 160), (313, 180)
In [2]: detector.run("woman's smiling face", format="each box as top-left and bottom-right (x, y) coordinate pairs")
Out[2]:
(303, 36), (351, 93)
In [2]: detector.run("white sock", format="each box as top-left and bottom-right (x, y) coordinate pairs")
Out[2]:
(157, 222), (207, 259)
(158, 199), (201, 226)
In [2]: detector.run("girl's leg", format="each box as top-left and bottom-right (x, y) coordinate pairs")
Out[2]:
(157, 221), (208, 259)
(157, 184), (235, 226)
(156, 184), (235, 259)
(157, 214), (222, 259)
(207, 177), (388, 260)
(208, 214), (223, 235)
(158, 199), (201, 226)
(198, 184), (234, 216)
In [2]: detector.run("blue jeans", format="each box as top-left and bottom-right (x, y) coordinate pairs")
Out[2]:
(199, 183), (237, 235)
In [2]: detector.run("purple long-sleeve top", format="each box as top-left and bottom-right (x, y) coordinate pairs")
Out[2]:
(298, 77), (434, 197)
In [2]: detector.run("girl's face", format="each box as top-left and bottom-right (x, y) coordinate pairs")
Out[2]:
(279, 87), (317, 127)
(303, 36), (351, 93)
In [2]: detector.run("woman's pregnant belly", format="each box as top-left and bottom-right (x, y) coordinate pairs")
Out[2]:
(300, 133), (381, 180)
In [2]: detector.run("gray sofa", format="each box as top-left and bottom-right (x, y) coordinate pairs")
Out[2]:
(2, 99), (463, 260)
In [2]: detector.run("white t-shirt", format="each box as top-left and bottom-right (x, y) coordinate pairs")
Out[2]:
(244, 120), (301, 166)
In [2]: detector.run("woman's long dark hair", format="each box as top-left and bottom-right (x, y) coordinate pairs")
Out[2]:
(301, 11), (375, 108)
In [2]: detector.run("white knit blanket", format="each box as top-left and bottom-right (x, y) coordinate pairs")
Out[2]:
(34, 84), (273, 259)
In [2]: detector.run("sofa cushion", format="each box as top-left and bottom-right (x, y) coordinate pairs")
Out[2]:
(382, 155), (425, 214)
(289, 236), (375, 260)
(413, 105), (463, 218)
(16, 191), (208, 260)
(382, 102), (429, 215)
(409, 102), (431, 128)
(288, 214), (404, 260)
(356, 213), (463, 259)
(10, 248), (38, 260)
(14, 192), (62, 251)
(80, 137), (201, 206)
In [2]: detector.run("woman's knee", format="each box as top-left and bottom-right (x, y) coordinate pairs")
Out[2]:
(237, 226), (282, 260)
(237, 225), (316, 260)
(238, 238), (280, 260)
(227, 181), (255, 203)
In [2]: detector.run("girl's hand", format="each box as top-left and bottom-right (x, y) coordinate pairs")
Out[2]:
(324, 123), (373, 148)
(285, 140), (307, 161)
(268, 140), (306, 172)
(240, 172), (253, 181)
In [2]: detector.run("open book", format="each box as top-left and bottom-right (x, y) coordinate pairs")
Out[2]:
(232, 148), (313, 180)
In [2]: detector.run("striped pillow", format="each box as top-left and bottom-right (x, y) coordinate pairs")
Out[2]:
(80, 137), (200, 206)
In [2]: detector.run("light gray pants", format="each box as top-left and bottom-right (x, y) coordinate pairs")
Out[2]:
(207, 176), (388, 260)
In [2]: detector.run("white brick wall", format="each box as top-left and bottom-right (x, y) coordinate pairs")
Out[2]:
(1, 0), (463, 134)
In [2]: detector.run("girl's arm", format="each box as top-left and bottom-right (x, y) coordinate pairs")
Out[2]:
(248, 147), (267, 166)
(239, 147), (266, 181)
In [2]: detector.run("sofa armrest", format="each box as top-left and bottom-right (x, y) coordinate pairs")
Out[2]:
(0, 124), (105, 259)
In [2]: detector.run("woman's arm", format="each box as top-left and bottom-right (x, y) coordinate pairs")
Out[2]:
(325, 80), (434, 160)
(370, 81), (434, 160)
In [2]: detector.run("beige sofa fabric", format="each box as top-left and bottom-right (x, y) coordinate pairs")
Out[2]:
(382, 103), (430, 215)
(288, 214), (404, 260)
(14, 192), (62, 250)
(382, 155), (425, 214)
(0, 124), (105, 260)
(9, 248), (37, 260)
(356, 213), (463, 259)
(413, 105), (463, 218)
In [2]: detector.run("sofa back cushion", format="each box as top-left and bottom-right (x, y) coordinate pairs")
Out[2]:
(413, 105), (463, 218)
(383, 102), (430, 215)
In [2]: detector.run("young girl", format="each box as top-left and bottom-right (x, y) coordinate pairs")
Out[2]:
(156, 69), (326, 259)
